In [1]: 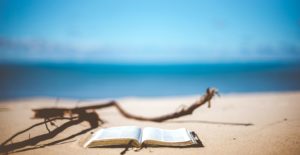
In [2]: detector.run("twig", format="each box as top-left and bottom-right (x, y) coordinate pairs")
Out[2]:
(32, 88), (218, 122)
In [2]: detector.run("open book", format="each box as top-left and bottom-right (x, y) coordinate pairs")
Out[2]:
(84, 126), (199, 148)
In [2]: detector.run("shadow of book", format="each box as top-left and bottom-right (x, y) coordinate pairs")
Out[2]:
(167, 120), (254, 126)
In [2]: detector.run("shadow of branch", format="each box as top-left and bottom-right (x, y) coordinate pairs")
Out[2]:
(167, 120), (254, 126)
(0, 112), (101, 154)
(14, 127), (94, 153)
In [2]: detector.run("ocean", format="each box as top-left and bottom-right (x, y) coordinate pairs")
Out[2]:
(0, 62), (300, 100)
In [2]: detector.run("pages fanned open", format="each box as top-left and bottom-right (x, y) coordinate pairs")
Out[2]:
(84, 126), (198, 148)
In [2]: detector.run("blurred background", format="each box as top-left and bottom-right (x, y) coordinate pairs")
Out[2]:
(0, 0), (300, 100)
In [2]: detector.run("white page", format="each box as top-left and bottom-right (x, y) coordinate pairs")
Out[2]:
(142, 127), (191, 142)
(89, 126), (141, 142)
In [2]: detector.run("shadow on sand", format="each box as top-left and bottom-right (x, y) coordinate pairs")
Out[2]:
(167, 120), (254, 126)
(0, 112), (101, 154)
(0, 116), (205, 155)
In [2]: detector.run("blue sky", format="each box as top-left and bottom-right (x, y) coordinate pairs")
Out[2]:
(0, 0), (299, 63)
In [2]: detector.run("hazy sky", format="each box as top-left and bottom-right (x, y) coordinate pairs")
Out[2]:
(0, 0), (299, 63)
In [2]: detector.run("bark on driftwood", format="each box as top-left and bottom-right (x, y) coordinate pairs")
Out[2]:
(32, 88), (218, 123)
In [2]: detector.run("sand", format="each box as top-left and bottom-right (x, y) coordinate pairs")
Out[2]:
(0, 91), (300, 155)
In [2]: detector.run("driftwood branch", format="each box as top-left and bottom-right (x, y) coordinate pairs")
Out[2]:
(32, 88), (218, 123)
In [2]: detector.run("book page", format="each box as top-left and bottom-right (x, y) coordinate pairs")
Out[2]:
(93, 126), (141, 140)
(84, 126), (141, 147)
(142, 127), (191, 143)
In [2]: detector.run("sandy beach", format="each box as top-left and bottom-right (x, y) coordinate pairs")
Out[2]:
(0, 91), (300, 155)
(1, 0), (300, 154)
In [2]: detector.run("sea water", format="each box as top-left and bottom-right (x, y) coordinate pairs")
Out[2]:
(0, 62), (300, 100)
